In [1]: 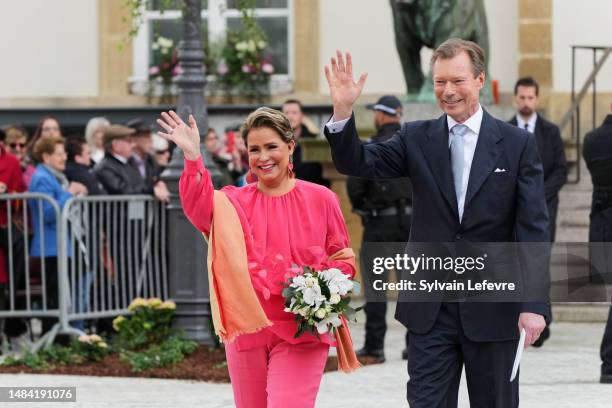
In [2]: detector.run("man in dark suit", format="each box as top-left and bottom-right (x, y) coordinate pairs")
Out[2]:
(126, 118), (170, 202)
(65, 137), (106, 195)
(583, 103), (612, 384)
(509, 77), (567, 349)
(281, 99), (330, 187)
(347, 95), (412, 362)
(323, 38), (550, 407)
(94, 125), (148, 195)
(509, 77), (567, 241)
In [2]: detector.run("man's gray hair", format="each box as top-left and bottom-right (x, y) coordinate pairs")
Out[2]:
(430, 38), (486, 78)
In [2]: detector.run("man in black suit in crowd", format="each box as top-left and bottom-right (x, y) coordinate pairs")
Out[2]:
(281, 99), (330, 187)
(94, 125), (147, 195)
(65, 137), (106, 195)
(323, 38), (550, 407)
(509, 77), (567, 348)
(509, 76), (567, 241)
(347, 95), (412, 362)
(126, 118), (170, 202)
(583, 103), (612, 384)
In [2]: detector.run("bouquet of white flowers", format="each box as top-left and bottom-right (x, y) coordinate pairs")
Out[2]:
(282, 266), (361, 338)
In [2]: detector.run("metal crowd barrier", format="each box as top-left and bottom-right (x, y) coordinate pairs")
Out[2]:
(0, 193), (168, 351)
(0, 193), (67, 350)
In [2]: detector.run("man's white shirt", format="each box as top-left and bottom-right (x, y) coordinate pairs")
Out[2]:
(325, 105), (484, 221)
(112, 153), (129, 164)
(516, 113), (537, 133)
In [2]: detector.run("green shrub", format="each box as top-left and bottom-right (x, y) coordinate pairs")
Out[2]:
(1, 298), (198, 373)
(120, 336), (197, 372)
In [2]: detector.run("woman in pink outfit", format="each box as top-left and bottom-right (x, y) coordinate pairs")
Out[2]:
(157, 108), (356, 408)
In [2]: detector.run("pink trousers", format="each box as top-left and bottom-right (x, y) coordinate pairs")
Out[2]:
(225, 331), (330, 408)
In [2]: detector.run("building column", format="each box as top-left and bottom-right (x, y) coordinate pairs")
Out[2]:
(518, 0), (553, 106)
(293, 0), (320, 95)
(99, 0), (133, 98)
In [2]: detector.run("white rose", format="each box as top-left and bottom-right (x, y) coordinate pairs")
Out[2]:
(305, 277), (317, 288)
(329, 294), (341, 305)
(315, 308), (327, 319)
(298, 306), (310, 317)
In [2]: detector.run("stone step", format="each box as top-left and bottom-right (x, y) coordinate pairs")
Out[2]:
(558, 208), (590, 228)
(552, 302), (610, 322)
(555, 226), (589, 242)
(559, 187), (592, 209)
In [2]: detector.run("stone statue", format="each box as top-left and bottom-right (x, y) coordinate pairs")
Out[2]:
(390, 0), (491, 102)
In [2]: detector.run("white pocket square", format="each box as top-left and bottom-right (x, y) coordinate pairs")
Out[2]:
(494, 168), (507, 173)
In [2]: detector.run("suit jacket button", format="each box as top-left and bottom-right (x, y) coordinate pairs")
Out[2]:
(455, 234), (462, 240)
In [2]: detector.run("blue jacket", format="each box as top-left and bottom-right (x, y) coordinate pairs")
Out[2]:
(28, 165), (72, 257)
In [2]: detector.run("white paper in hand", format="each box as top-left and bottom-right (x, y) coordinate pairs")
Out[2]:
(510, 328), (526, 382)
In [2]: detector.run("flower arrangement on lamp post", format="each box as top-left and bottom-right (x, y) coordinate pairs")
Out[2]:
(213, 0), (274, 102)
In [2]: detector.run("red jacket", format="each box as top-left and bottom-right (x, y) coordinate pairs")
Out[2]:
(0, 146), (24, 284)
(0, 146), (25, 226)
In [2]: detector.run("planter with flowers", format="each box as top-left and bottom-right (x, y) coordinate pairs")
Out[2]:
(147, 36), (181, 104)
(0, 297), (211, 377)
(210, 0), (274, 102)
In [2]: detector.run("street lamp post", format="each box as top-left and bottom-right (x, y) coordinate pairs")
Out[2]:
(160, 0), (220, 345)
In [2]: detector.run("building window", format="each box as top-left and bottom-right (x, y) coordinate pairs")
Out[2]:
(131, 0), (292, 91)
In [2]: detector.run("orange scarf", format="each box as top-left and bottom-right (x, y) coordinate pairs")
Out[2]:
(204, 191), (272, 343)
(205, 190), (360, 373)
(328, 248), (361, 373)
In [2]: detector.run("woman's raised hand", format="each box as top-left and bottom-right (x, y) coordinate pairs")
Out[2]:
(157, 110), (201, 161)
(324, 50), (368, 122)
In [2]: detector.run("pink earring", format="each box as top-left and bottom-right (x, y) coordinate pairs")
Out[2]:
(245, 169), (257, 183)
(288, 155), (295, 178)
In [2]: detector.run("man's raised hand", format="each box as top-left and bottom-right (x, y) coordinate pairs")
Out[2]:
(324, 50), (368, 122)
(157, 110), (201, 161)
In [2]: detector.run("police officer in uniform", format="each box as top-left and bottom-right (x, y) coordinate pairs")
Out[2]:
(583, 103), (612, 383)
(347, 95), (412, 362)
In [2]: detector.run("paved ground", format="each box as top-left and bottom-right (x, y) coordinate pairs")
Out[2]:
(1, 313), (611, 407)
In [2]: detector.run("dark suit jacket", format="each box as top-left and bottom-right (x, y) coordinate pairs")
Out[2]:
(325, 110), (550, 342)
(293, 125), (330, 187)
(509, 115), (567, 240)
(583, 114), (612, 189)
(65, 162), (106, 195)
(130, 153), (161, 191)
(346, 122), (412, 213)
(94, 154), (152, 195)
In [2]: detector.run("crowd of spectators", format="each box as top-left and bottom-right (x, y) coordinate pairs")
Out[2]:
(0, 116), (186, 351)
(0, 100), (325, 351)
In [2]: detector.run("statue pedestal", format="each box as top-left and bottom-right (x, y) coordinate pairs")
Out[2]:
(300, 139), (363, 279)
